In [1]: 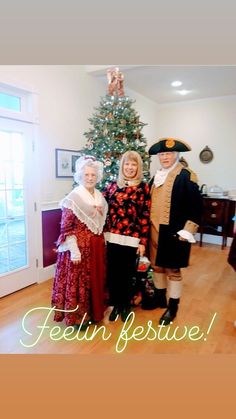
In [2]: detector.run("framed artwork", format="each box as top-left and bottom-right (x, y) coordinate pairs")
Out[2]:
(55, 148), (81, 178)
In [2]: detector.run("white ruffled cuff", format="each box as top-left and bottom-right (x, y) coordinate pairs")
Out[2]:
(177, 229), (196, 243)
(58, 235), (81, 261)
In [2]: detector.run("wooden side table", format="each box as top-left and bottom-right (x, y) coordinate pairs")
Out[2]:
(199, 197), (233, 249)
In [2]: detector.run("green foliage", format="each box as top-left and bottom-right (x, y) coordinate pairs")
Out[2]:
(81, 94), (150, 189)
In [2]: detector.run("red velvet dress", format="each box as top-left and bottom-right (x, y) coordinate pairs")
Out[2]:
(51, 208), (106, 326)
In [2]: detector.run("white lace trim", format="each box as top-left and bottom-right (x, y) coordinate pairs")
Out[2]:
(61, 197), (107, 235)
(177, 229), (196, 243)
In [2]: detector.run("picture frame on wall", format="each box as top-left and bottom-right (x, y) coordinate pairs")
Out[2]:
(55, 148), (82, 178)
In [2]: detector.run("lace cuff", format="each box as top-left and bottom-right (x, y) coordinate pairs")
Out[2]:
(177, 229), (196, 243)
(58, 235), (81, 261)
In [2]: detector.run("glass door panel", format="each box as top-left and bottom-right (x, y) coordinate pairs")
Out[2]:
(0, 118), (37, 297)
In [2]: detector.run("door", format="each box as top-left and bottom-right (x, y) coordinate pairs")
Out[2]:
(0, 117), (37, 297)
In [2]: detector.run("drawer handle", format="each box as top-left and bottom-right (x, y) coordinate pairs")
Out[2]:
(211, 213), (217, 218)
(211, 202), (218, 207)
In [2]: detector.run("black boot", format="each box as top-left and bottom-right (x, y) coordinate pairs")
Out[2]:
(142, 288), (167, 310)
(120, 306), (131, 322)
(159, 298), (180, 326)
(109, 307), (120, 321)
(156, 289), (168, 308)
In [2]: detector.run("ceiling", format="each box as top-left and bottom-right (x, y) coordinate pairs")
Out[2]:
(88, 65), (236, 105)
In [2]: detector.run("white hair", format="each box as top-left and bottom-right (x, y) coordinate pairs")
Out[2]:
(74, 156), (103, 184)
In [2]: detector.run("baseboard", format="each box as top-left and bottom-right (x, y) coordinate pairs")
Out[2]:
(195, 233), (233, 247)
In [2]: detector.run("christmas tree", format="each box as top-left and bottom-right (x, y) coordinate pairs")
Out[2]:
(82, 67), (150, 189)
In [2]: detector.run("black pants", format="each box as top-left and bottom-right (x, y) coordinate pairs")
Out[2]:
(106, 242), (137, 309)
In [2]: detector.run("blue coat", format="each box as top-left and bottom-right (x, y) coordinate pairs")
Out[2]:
(150, 167), (202, 268)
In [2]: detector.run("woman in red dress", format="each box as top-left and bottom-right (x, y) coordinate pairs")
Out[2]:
(52, 156), (108, 328)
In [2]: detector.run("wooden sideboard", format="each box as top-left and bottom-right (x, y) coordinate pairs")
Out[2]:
(199, 197), (236, 249)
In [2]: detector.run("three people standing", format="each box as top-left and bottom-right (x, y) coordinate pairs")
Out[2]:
(52, 139), (202, 329)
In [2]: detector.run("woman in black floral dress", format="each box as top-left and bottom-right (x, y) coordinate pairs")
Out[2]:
(103, 151), (150, 322)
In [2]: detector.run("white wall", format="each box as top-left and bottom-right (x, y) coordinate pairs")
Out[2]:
(153, 95), (236, 192)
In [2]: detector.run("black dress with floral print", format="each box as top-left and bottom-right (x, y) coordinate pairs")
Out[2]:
(103, 181), (151, 246)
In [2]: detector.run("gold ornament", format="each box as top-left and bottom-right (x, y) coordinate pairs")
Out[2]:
(87, 140), (94, 150)
(103, 123), (108, 135)
(104, 158), (112, 166)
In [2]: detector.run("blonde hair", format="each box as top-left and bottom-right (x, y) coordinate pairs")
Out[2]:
(117, 150), (143, 187)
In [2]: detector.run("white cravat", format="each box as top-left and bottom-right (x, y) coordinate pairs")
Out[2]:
(153, 159), (179, 188)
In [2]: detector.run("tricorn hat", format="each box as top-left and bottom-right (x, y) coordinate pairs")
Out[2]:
(149, 138), (191, 155)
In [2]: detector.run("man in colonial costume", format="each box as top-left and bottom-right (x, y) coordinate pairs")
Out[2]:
(148, 138), (202, 325)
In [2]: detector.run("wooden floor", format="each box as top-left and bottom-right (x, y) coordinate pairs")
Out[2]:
(0, 243), (236, 354)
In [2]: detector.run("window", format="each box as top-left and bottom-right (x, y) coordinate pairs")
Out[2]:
(0, 92), (21, 112)
(0, 82), (38, 124)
